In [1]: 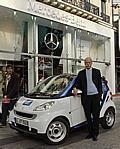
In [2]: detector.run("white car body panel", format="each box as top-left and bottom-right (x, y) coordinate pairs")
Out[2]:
(100, 91), (116, 117)
(70, 95), (86, 126)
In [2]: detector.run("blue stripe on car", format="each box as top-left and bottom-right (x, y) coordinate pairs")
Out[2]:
(60, 77), (76, 97)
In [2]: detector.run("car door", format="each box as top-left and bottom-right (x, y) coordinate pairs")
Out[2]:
(70, 94), (86, 126)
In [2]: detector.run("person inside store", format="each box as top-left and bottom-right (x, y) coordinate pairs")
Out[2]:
(73, 57), (102, 141)
(0, 64), (19, 127)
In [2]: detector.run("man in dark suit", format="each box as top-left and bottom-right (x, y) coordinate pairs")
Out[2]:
(73, 57), (102, 141)
(0, 64), (19, 127)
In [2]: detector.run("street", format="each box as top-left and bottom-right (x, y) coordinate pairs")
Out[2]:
(0, 97), (120, 149)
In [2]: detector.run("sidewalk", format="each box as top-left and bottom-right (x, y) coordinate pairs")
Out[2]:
(112, 94), (120, 100)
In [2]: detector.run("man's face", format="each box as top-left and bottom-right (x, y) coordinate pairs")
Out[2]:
(84, 58), (92, 69)
(6, 67), (13, 75)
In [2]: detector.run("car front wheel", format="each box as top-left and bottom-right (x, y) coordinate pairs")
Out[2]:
(45, 118), (70, 144)
(101, 108), (115, 129)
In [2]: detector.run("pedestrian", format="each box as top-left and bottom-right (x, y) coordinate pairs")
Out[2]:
(73, 57), (102, 141)
(0, 64), (19, 127)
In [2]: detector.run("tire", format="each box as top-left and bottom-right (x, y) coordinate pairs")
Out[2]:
(101, 108), (115, 129)
(45, 117), (70, 144)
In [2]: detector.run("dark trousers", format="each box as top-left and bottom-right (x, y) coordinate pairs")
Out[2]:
(1, 100), (16, 125)
(83, 94), (100, 137)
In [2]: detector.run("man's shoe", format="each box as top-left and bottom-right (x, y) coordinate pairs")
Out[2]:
(85, 134), (92, 139)
(92, 136), (98, 141)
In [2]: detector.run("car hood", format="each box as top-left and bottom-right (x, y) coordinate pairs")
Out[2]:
(14, 96), (55, 112)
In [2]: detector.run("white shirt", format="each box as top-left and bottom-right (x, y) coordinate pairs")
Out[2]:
(86, 68), (98, 95)
(6, 75), (11, 89)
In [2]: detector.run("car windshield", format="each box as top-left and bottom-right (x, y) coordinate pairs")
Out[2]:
(28, 74), (73, 97)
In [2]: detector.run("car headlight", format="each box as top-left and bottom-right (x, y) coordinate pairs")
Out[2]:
(33, 101), (55, 111)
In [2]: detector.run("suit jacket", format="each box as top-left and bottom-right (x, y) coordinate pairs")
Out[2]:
(74, 68), (102, 104)
(3, 73), (19, 99)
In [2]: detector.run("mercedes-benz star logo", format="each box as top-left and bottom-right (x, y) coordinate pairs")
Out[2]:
(44, 32), (59, 50)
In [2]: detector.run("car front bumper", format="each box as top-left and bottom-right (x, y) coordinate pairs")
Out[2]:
(9, 110), (54, 134)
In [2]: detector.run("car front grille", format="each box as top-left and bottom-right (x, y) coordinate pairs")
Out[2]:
(14, 110), (37, 119)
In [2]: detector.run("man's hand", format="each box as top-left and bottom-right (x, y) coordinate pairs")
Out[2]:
(72, 87), (78, 96)
(2, 95), (10, 103)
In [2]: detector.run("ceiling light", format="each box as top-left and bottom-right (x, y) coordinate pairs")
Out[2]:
(71, 9), (77, 13)
(14, 11), (16, 16)
(87, 15), (93, 19)
(64, 6), (71, 11)
(43, 0), (50, 3)
(82, 13), (88, 17)
(76, 11), (83, 15)
(51, 2), (58, 6)
(58, 4), (64, 9)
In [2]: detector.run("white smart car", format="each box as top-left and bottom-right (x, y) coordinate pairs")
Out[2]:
(9, 74), (116, 144)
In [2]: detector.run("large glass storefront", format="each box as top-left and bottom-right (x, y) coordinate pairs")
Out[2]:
(0, 7), (29, 98)
(0, 5), (112, 98)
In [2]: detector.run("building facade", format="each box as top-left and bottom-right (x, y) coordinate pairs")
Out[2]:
(0, 0), (115, 97)
(113, 0), (120, 93)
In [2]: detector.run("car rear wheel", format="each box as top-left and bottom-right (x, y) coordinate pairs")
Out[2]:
(45, 118), (70, 144)
(101, 108), (115, 129)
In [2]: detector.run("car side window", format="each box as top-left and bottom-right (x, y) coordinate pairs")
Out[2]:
(102, 81), (109, 92)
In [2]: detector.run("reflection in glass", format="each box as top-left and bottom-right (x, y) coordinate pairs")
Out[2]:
(38, 25), (63, 77)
